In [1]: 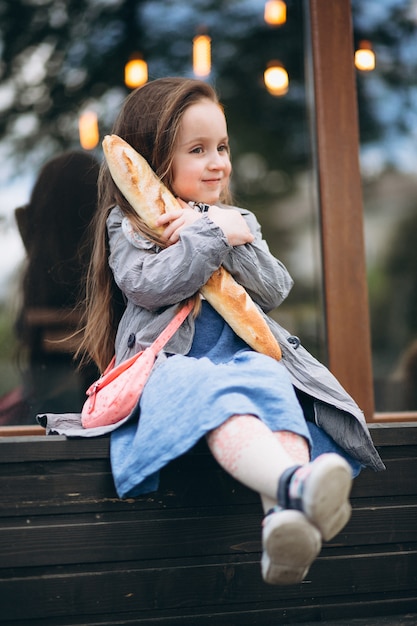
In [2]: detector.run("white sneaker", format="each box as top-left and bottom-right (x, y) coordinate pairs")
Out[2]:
(261, 508), (322, 585)
(288, 453), (353, 541)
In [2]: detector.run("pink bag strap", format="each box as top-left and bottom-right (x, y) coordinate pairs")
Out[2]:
(95, 299), (193, 383)
(148, 299), (194, 356)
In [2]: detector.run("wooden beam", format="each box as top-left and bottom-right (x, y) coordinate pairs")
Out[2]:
(0, 425), (45, 437)
(307, 0), (374, 418)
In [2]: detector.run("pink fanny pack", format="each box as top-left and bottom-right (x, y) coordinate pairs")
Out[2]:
(81, 300), (193, 428)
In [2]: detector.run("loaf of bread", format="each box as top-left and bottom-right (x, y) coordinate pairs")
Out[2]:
(102, 134), (282, 361)
(103, 134), (179, 237)
(200, 268), (282, 360)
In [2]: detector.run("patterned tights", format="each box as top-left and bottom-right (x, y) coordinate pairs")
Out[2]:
(206, 414), (309, 512)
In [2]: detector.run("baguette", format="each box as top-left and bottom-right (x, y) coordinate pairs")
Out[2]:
(102, 134), (282, 361)
(103, 134), (179, 236)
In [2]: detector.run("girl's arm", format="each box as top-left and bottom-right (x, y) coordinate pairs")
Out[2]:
(220, 208), (294, 312)
(107, 205), (293, 314)
(107, 208), (232, 310)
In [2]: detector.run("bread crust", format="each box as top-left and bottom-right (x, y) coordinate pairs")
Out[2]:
(103, 134), (282, 361)
(103, 134), (180, 236)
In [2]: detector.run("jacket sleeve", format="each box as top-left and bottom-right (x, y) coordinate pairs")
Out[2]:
(221, 207), (294, 311)
(107, 205), (293, 313)
(107, 208), (231, 310)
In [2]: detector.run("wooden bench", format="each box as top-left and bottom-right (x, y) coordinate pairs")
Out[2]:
(0, 423), (416, 625)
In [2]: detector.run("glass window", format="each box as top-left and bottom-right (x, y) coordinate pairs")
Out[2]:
(353, 0), (417, 412)
(0, 0), (323, 426)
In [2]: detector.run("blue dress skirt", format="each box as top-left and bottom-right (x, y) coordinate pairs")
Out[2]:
(110, 301), (361, 498)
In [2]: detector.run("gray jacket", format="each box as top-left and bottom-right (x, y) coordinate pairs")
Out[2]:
(107, 205), (385, 472)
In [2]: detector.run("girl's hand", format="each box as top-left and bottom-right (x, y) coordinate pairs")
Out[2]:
(207, 205), (255, 246)
(156, 198), (202, 245)
(155, 199), (255, 247)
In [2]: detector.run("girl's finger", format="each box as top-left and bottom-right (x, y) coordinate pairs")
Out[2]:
(156, 209), (183, 226)
(161, 216), (184, 242)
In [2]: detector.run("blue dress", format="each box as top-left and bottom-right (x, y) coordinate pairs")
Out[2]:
(110, 301), (361, 498)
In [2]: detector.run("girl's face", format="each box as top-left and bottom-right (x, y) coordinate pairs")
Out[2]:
(171, 98), (232, 205)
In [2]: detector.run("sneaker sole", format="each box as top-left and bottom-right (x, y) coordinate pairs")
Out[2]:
(261, 509), (322, 585)
(301, 453), (352, 541)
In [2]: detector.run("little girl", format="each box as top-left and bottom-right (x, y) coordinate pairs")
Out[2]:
(77, 77), (384, 586)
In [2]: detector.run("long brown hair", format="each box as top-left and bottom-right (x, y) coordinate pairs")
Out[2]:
(78, 77), (230, 371)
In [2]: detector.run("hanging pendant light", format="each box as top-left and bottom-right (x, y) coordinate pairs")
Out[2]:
(193, 33), (211, 78)
(264, 61), (289, 96)
(264, 0), (287, 26)
(354, 40), (376, 71)
(79, 111), (99, 150)
(124, 55), (148, 89)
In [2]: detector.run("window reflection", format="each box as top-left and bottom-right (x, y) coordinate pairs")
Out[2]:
(354, 0), (417, 411)
(0, 152), (99, 425)
(0, 0), (323, 424)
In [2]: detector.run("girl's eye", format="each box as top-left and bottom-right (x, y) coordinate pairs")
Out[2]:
(218, 144), (229, 153)
(191, 146), (203, 154)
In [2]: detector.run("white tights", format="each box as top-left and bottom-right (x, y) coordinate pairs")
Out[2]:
(206, 414), (310, 513)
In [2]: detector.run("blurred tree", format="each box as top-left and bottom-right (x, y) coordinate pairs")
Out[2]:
(0, 0), (146, 173)
(0, 0), (309, 190)
(352, 1), (417, 159)
(2, 0), (417, 180)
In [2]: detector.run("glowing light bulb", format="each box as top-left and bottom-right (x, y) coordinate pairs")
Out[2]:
(124, 58), (148, 88)
(79, 111), (99, 150)
(264, 0), (287, 26)
(193, 34), (211, 77)
(264, 62), (289, 96)
(355, 41), (376, 71)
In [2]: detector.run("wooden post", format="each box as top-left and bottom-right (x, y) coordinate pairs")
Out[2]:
(306, 0), (374, 418)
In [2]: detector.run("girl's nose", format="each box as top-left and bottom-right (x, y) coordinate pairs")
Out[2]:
(208, 150), (225, 169)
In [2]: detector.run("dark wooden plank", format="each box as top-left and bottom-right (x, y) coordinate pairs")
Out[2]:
(0, 424), (415, 465)
(316, 502), (417, 547)
(0, 511), (261, 568)
(1, 454), (415, 519)
(372, 445), (417, 461)
(351, 458), (417, 498)
(1, 550), (416, 622)
(0, 436), (415, 522)
(0, 424), (415, 625)
(0, 466), (116, 499)
(4, 604), (417, 626)
(0, 435), (110, 462)
(369, 422), (417, 445)
(0, 460), (261, 517)
(0, 458), (112, 481)
(1, 499), (416, 569)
